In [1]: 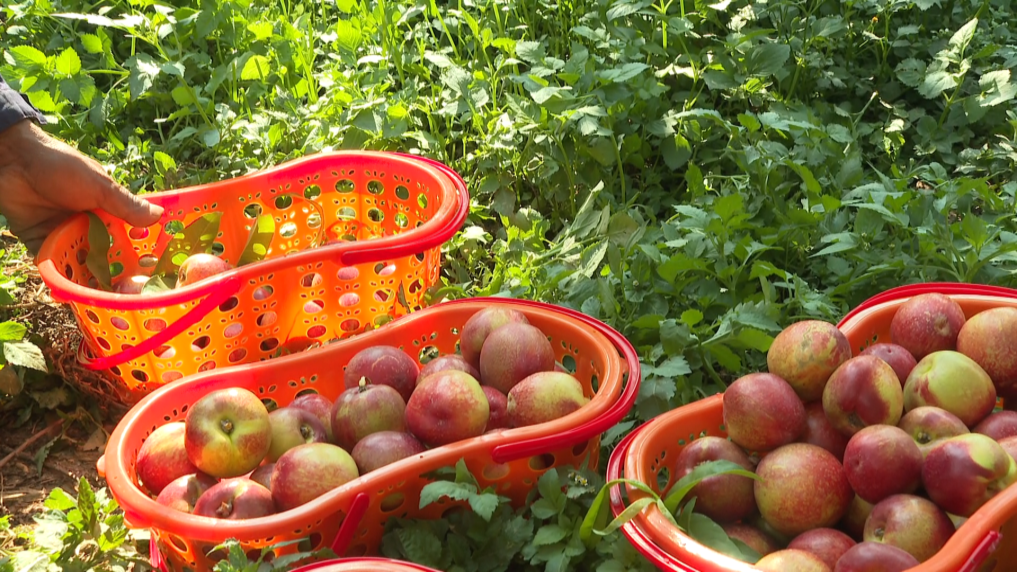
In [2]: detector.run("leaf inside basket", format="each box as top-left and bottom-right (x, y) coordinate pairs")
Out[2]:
(85, 213), (113, 291)
(151, 211), (223, 277)
(238, 214), (275, 266)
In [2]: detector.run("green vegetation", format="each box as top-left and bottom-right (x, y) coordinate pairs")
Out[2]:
(3, 0), (1017, 569)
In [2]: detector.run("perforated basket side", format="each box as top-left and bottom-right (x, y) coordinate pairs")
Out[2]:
(100, 298), (640, 571)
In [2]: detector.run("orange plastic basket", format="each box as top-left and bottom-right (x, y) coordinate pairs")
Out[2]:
(607, 283), (1017, 572)
(290, 557), (440, 572)
(35, 151), (469, 404)
(99, 298), (640, 572)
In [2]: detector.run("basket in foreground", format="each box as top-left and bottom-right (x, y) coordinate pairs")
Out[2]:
(607, 283), (1017, 572)
(289, 557), (441, 572)
(100, 297), (640, 572)
(36, 151), (469, 404)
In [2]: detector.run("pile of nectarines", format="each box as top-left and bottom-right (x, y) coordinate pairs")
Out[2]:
(133, 306), (590, 520)
(683, 294), (1017, 572)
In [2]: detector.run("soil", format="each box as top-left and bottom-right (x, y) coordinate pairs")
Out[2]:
(0, 416), (112, 528)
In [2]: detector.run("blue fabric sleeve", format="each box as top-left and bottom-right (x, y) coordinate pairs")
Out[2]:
(0, 74), (46, 134)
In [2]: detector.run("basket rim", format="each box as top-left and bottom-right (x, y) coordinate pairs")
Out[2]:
(609, 285), (1017, 572)
(101, 297), (640, 542)
(289, 557), (441, 572)
(35, 151), (469, 310)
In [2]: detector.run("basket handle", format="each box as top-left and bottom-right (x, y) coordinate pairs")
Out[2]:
(490, 302), (642, 464)
(959, 530), (1003, 572)
(339, 154), (470, 267)
(79, 275), (243, 371)
(839, 282), (1017, 326)
(329, 492), (370, 555)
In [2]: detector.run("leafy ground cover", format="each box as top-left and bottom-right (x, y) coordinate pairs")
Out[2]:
(2, 0), (1017, 569)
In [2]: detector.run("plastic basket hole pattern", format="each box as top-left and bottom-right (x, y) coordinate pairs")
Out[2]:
(53, 158), (453, 400)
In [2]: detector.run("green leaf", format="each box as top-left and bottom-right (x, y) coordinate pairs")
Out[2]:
(707, 343), (741, 372)
(395, 525), (442, 566)
(141, 274), (176, 293)
(81, 33), (104, 54)
(919, 71), (956, 99)
(978, 70), (1017, 107)
(688, 512), (758, 563)
(43, 487), (77, 512)
(593, 497), (656, 536)
(0, 322), (27, 342)
(1, 339), (45, 372)
(239, 215), (275, 266)
(124, 53), (162, 100)
(468, 493), (501, 521)
(54, 47), (82, 76)
(663, 460), (760, 514)
(152, 212), (223, 277)
(650, 355), (692, 377)
(241, 55), (271, 80)
(516, 40), (545, 63)
(680, 310), (703, 327)
(419, 481), (474, 508)
(748, 43), (790, 76)
(948, 18), (979, 52)
(533, 524), (569, 546)
(247, 21), (274, 41)
(896, 58), (926, 88)
(8, 46), (47, 69)
(85, 213), (113, 291)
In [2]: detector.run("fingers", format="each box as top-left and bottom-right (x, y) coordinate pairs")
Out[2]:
(95, 174), (165, 230)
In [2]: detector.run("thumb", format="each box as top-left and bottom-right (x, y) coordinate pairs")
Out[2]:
(97, 176), (164, 229)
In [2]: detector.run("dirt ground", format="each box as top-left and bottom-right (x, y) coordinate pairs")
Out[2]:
(0, 416), (111, 528)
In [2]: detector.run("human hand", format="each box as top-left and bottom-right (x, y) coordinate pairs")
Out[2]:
(0, 120), (164, 254)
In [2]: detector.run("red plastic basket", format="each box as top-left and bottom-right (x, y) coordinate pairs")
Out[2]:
(289, 557), (441, 572)
(35, 151), (469, 405)
(607, 283), (1017, 572)
(99, 297), (640, 572)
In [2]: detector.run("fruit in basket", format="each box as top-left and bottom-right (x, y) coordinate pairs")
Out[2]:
(833, 542), (919, 571)
(482, 386), (509, 431)
(290, 393), (336, 442)
(351, 431), (426, 474)
(842, 425), (921, 504)
(755, 549), (832, 572)
(406, 370), (489, 447)
(507, 371), (589, 428)
(902, 350), (996, 427)
(672, 436), (757, 523)
(114, 275), (150, 294)
(999, 435), (1017, 461)
(184, 388), (272, 479)
(840, 495), (874, 541)
(155, 473), (218, 514)
(193, 478), (275, 519)
(788, 528), (856, 570)
(863, 494), (954, 563)
(417, 355), (481, 385)
(136, 421), (200, 496)
(460, 306), (530, 368)
(859, 343), (917, 387)
(822, 355), (903, 436)
(956, 306), (1017, 399)
(802, 402), (849, 461)
(479, 322), (556, 394)
(921, 432), (1017, 517)
(271, 442), (359, 511)
(897, 406), (969, 458)
(721, 523), (781, 557)
(177, 253), (233, 287)
(331, 379), (406, 451)
(766, 320), (852, 402)
(754, 443), (853, 536)
(343, 345), (420, 403)
(266, 407), (329, 462)
(973, 410), (1017, 441)
(249, 462), (274, 490)
(752, 514), (794, 547)
(889, 293), (966, 360)
(723, 373), (806, 452)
